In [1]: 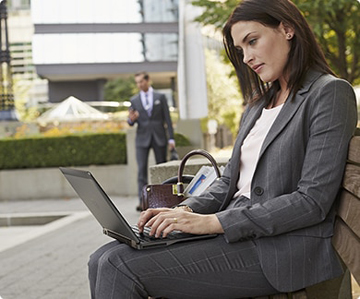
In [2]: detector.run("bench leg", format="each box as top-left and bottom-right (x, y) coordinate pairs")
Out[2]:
(305, 269), (351, 299)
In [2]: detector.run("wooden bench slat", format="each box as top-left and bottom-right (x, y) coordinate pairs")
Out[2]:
(342, 163), (360, 199)
(337, 190), (360, 238)
(347, 136), (360, 164)
(253, 289), (307, 299)
(332, 218), (360, 285)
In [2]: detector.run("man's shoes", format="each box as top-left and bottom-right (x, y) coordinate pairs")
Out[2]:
(136, 205), (143, 212)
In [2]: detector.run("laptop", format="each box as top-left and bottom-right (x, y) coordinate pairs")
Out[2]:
(59, 167), (217, 250)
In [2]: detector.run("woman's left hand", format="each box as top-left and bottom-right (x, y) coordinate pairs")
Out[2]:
(137, 208), (224, 238)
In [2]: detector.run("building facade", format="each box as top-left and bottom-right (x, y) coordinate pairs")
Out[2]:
(7, 0), (48, 107)
(31, 0), (179, 103)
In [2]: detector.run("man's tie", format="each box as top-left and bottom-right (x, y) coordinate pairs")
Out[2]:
(145, 93), (151, 116)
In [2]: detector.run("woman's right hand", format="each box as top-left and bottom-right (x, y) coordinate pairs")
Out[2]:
(137, 208), (224, 238)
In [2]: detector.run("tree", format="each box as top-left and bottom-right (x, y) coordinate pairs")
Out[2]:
(192, 0), (360, 85)
(293, 0), (360, 84)
(104, 76), (137, 102)
(192, 0), (239, 30)
(204, 48), (243, 137)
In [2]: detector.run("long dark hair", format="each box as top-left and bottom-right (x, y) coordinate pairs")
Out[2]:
(223, 0), (334, 104)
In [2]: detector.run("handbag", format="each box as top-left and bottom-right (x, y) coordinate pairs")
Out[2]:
(141, 149), (221, 210)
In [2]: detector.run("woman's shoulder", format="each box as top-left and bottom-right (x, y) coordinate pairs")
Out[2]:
(309, 70), (353, 91)
(304, 71), (356, 110)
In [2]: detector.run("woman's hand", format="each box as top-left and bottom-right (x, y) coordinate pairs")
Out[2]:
(137, 208), (224, 238)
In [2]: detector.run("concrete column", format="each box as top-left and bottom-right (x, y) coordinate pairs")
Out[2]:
(177, 0), (208, 120)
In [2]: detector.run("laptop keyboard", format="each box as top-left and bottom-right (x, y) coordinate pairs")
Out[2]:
(131, 225), (194, 241)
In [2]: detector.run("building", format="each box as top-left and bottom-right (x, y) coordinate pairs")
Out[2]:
(31, 0), (179, 104)
(7, 0), (48, 106)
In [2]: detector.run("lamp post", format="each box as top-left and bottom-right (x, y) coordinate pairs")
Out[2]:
(0, 0), (17, 121)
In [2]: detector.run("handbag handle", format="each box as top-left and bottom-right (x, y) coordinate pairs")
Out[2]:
(176, 149), (221, 196)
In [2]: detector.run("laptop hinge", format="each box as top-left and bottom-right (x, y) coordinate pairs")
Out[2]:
(103, 228), (139, 247)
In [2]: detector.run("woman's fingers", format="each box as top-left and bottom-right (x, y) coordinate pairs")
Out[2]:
(144, 210), (181, 237)
(137, 208), (171, 232)
(151, 216), (178, 238)
(153, 212), (225, 237)
(139, 210), (224, 237)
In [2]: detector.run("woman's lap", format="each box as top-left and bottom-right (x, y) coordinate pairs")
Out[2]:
(89, 236), (277, 298)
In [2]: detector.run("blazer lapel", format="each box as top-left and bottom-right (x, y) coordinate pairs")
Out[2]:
(151, 93), (161, 117)
(219, 101), (266, 210)
(231, 101), (266, 178)
(259, 70), (323, 158)
(136, 93), (151, 118)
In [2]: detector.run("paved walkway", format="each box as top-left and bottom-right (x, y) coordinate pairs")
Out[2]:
(1, 196), (359, 299)
(0, 196), (139, 299)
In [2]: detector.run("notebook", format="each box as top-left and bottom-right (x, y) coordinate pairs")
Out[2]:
(59, 167), (217, 250)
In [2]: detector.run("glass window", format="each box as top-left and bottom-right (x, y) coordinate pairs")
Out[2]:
(142, 0), (179, 22)
(31, 0), (142, 24)
(33, 32), (178, 64)
(144, 33), (178, 61)
(31, 0), (179, 24)
(32, 33), (144, 64)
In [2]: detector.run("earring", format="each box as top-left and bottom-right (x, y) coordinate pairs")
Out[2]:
(287, 33), (292, 39)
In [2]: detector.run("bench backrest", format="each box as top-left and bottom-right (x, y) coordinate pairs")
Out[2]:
(332, 135), (360, 285)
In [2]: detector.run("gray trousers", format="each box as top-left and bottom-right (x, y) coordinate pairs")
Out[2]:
(88, 235), (277, 299)
(136, 139), (167, 203)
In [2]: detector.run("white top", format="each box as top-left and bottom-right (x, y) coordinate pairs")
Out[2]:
(234, 104), (284, 199)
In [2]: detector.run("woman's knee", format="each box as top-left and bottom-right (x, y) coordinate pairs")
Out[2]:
(88, 241), (120, 274)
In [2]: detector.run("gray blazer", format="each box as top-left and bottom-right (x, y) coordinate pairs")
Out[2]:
(128, 91), (174, 148)
(182, 70), (358, 292)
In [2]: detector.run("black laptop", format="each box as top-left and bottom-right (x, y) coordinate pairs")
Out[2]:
(59, 167), (217, 250)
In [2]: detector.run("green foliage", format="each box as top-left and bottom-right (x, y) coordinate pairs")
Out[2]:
(192, 0), (240, 29)
(174, 132), (192, 147)
(12, 78), (40, 122)
(0, 133), (127, 169)
(204, 49), (243, 137)
(293, 0), (360, 84)
(0, 132), (190, 169)
(104, 76), (137, 102)
(192, 0), (360, 84)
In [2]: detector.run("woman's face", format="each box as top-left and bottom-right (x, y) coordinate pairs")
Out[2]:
(231, 21), (293, 86)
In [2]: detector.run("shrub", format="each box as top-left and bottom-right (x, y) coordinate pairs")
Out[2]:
(0, 133), (126, 169)
(174, 132), (191, 147)
(0, 132), (190, 170)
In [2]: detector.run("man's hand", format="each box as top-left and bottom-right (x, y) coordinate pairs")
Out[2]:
(128, 109), (139, 122)
(168, 139), (175, 150)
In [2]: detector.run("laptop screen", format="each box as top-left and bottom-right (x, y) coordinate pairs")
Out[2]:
(60, 167), (138, 242)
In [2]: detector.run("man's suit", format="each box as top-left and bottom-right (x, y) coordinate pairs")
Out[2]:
(181, 70), (358, 292)
(128, 90), (174, 202)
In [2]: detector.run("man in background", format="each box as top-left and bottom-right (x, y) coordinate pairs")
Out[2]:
(127, 71), (175, 211)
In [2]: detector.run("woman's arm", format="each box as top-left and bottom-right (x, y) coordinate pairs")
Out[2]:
(217, 77), (358, 243)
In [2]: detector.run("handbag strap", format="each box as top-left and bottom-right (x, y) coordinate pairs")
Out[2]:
(176, 149), (221, 196)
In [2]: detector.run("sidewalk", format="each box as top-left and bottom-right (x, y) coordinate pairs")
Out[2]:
(1, 196), (359, 299)
(0, 195), (139, 299)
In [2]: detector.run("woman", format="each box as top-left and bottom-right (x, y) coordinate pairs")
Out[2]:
(88, 0), (358, 298)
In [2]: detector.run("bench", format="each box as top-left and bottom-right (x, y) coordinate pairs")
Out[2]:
(149, 131), (360, 299)
(330, 134), (360, 297)
(253, 134), (360, 299)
